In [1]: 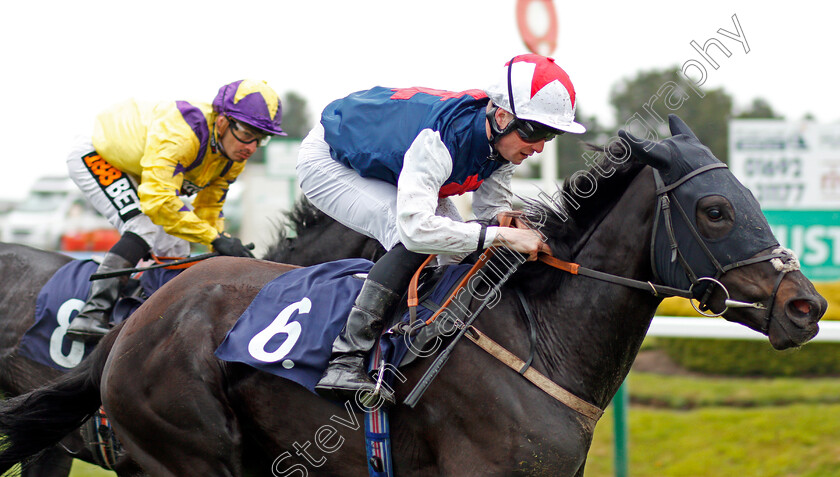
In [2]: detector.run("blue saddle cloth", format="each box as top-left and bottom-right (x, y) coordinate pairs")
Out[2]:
(18, 259), (181, 370)
(214, 258), (472, 394)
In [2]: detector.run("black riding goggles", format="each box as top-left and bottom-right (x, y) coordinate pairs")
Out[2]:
(227, 117), (272, 147)
(512, 119), (563, 143)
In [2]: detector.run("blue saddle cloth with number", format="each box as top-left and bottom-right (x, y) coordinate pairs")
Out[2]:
(18, 259), (181, 371)
(214, 258), (472, 394)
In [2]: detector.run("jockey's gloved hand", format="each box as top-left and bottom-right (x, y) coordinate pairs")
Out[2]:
(211, 233), (255, 258)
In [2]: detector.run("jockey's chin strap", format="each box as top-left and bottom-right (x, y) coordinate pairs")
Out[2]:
(537, 163), (798, 331)
(485, 105), (512, 164)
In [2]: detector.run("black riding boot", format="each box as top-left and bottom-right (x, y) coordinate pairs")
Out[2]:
(315, 279), (400, 406)
(66, 252), (134, 343)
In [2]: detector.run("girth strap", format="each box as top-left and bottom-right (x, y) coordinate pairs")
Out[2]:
(464, 326), (604, 422)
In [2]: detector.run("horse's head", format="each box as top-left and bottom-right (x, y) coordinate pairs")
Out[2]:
(620, 114), (826, 349)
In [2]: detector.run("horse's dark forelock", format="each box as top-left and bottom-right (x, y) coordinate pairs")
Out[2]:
(511, 141), (647, 294)
(261, 196), (387, 265)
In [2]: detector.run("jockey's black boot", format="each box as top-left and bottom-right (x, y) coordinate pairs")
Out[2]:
(315, 278), (400, 406)
(66, 252), (134, 343)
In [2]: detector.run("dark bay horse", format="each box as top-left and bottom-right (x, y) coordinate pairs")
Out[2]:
(0, 116), (827, 476)
(0, 197), (381, 476)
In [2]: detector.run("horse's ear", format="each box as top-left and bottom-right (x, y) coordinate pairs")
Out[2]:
(618, 129), (672, 171)
(668, 114), (698, 140)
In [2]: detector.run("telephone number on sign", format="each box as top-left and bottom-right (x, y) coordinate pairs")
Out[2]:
(744, 157), (802, 178)
(752, 183), (806, 204)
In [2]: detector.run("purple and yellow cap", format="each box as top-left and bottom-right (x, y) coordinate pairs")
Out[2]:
(213, 79), (286, 136)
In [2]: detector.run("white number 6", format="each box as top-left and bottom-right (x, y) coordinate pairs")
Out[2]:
(248, 297), (311, 363)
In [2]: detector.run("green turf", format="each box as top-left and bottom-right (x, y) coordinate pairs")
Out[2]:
(583, 370), (840, 476)
(586, 403), (840, 477)
(69, 460), (115, 476)
(628, 371), (840, 408)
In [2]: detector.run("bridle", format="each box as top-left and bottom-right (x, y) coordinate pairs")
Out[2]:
(404, 162), (798, 424)
(538, 163), (798, 332)
(649, 163), (798, 332)
(509, 162), (800, 420)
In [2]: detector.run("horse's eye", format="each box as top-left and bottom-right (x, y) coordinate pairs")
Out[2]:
(706, 207), (723, 221)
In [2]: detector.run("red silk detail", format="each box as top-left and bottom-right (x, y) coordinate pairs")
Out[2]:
(439, 175), (484, 197)
(507, 54), (576, 106)
(390, 87), (488, 101)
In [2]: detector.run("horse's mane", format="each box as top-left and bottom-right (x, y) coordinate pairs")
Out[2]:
(260, 197), (334, 263)
(511, 140), (647, 294)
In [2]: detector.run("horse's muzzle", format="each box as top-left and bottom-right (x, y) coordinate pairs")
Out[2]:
(768, 290), (827, 350)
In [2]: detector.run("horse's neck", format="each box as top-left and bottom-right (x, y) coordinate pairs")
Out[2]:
(537, 168), (661, 408)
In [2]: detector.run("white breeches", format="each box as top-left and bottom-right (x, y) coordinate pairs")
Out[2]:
(66, 137), (190, 257)
(296, 124), (462, 252)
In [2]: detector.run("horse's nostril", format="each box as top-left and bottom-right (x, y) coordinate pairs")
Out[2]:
(792, 299), (812, 315)
(786, 297), (823, 324)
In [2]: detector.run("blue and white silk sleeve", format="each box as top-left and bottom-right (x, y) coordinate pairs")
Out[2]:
(397, 129), (498, 253)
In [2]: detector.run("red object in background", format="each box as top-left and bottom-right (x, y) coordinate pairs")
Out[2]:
(61, 229), (121, 252)
(516, 0), (558, 55)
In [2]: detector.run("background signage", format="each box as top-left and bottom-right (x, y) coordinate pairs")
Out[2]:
(730, 120), (840, 281)
(763, 210), (840, 281)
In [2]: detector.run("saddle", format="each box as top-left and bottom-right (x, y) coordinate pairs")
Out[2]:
(384, 217), (526, 370)
(17, 258), (188, 470)
(19, 260), (184, 371)
(211, 252), (513, 397)
(382, 260), (485, 368)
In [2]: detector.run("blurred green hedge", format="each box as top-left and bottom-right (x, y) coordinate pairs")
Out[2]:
(659, 338), (840, 376)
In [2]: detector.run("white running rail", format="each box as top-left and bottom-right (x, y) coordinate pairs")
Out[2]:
(649, 316), (840, 342)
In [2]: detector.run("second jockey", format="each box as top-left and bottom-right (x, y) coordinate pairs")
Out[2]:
(66, 79), (286, 342)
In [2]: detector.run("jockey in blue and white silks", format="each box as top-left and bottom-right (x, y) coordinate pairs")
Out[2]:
(297, 54), (586, 405)
(303, 86), (510, 254)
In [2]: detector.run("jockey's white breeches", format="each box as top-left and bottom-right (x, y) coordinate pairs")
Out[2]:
(66, 136), (190, 257)
(296, 124), (462, 253)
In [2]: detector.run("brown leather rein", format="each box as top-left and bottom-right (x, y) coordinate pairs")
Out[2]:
(403, 216), (612, 421)
(537, 254), (693, 298)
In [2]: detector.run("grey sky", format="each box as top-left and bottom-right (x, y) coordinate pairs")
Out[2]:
(1, 0), (836, 200)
